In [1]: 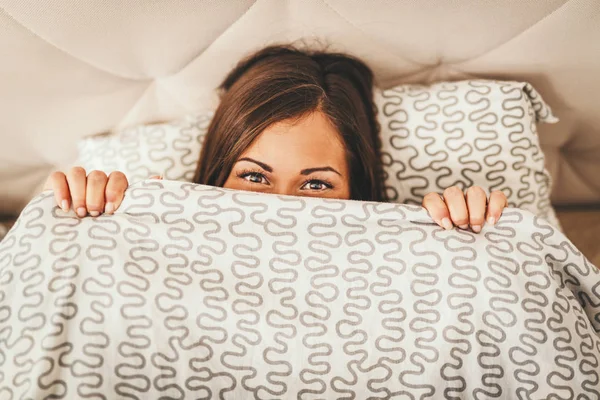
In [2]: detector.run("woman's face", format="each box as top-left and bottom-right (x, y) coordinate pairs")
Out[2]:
(223, 110), (351, 199)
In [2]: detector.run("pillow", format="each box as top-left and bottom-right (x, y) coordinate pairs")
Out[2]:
(374, 80), (561, 230)
(77, 113), (212, 183)
(77, 79), (560, 229)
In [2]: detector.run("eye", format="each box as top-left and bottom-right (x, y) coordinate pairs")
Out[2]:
(239, 171), (268, 185)
(301, 179), (333, 191)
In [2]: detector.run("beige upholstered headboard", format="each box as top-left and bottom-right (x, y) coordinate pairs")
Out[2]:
(1, 0), (599, 215)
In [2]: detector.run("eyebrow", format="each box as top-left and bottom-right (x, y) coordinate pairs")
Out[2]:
(237, 157), (273, 172)
(300, 166), (341, 176)
(236, 157), (342, 176)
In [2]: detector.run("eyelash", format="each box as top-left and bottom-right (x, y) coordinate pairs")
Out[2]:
(236, 169), (334, 190)
(302, 178), (333, 191)
(236, 169), (269, 184)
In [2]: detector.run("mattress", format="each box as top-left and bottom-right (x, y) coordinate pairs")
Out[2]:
(0, 0), (599, 216)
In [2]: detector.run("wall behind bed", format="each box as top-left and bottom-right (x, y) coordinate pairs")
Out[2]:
(0, 0), (599, 215)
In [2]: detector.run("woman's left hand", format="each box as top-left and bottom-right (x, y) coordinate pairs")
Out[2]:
(422, 186), (508, 233)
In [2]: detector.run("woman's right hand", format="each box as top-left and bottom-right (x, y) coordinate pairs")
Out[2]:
(43, 167), (132, 218)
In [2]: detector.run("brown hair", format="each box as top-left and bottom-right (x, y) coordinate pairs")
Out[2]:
(192, 42), (386, 202)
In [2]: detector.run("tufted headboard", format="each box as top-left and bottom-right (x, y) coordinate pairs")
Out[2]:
(0, 0), (599, 215)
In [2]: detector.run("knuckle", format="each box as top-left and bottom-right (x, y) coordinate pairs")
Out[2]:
(70, 166), (86, 176)
(50, 171), (65, 181)
(443, 186), (463, 197)
(423, 192), (441, 202)
(466, 186), (485, 197)
(87, 170), (107, 183)
(109, 171), (127, 181)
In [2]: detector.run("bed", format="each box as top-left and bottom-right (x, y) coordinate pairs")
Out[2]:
(0, 0), (599, 256)
(0, 0), (599, 397)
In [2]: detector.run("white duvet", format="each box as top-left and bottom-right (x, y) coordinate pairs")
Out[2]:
(0, 179), (598, 399)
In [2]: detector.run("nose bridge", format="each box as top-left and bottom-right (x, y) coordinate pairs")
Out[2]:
(271, 180), (297, 197)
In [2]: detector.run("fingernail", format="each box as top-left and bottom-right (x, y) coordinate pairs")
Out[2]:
(89, 211), (100, 217)
(105, 202), (114, 214)
(472, 225), (481, 233)
(487, 216), (495, 225)
(61, 200), (69, 212)
(458, 224), (468, 230)
(441, 217), (453, 230)
(76, 207), (87, 218)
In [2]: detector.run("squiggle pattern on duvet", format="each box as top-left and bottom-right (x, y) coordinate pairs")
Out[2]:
(0, 179), (598, 399)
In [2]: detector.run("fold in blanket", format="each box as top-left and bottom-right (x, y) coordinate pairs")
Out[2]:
(1, 179), (599, 398)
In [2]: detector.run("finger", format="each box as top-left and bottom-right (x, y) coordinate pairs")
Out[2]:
(486, 191), (508, 225)
(422, 192), (453, 230)
(85, 170), (108, 217)
(465, 186), (487, 233)
(149, 175), (163, 180)
(443, 186), (469, 229)
(66, 167), (88, 218)
(47, 172), (71, 212)
(104, 171), (128, 214)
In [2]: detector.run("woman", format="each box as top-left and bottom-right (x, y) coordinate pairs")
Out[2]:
(44, 43), (507, 232)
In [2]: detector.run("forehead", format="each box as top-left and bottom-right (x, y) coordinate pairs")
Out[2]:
(240, 111), (347, 171)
